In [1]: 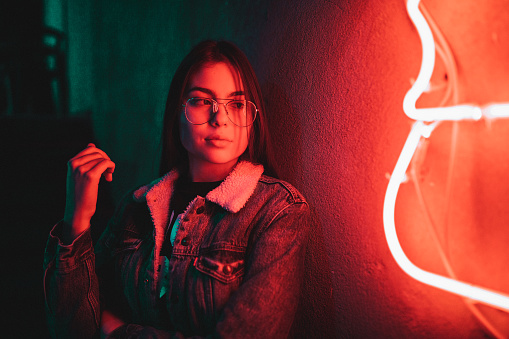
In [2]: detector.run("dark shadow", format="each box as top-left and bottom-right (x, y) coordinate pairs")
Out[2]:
(263, 82), (336, 338)
(262, 81), (303, 184)
(0, 116), (114, 338)
(1, 0), (69, 117)
(289, 208), (336, 339)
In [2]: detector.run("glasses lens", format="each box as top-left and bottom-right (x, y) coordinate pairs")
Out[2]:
(226, 100), (257, 126)
(185, 98), (214, 124)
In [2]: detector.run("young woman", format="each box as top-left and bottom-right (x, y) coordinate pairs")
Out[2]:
(44, 40), (311, 338)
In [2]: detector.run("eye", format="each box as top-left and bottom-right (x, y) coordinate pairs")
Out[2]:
(189, 98), (213, 107)
(228, 101), (246, 110)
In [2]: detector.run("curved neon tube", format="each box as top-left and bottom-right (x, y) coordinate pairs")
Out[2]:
(383, 121), (509, 312)
(383, 0), (509, 312)
(403, 0), (482, 122)
(483, 103), (509, 118)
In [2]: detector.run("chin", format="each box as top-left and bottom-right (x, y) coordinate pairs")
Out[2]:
(204, 156), (239, 165)
(200, 151), (243, 165)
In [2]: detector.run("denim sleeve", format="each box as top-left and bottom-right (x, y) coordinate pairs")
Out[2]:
(108, 201), (312, 339)
(43, 222), (101, 338)
(43, 190), (139, 338)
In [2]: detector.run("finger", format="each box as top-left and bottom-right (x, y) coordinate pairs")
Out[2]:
(101, 160), (116, 182)
(88, 159), (116, 182)
(70, 144), (110, 162)
(71, 148), (110, 163)
(70, 145), (112, 166)
(72, 158), (106, 181)
(69, 152), (111, 171)
(104, 172), (113, 182)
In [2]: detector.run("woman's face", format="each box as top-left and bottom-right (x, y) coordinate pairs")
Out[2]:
(179, 62), (251, 180)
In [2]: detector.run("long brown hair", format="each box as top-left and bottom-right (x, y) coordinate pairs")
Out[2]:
(159, 40), (278, 178)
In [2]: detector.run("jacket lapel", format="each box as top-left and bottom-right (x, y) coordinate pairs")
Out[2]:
(206, 161), (264, 213)
(131, 161), (264, 283)
(133, 169), (179, 282)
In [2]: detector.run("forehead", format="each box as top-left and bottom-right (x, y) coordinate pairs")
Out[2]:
(186, 62), (244, 95)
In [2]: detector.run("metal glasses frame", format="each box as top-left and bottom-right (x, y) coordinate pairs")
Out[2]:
(182, 97), (258, 127)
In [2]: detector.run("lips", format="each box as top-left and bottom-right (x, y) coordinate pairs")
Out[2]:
(205, 135), (232, 147)
(205, 135), (232, 142)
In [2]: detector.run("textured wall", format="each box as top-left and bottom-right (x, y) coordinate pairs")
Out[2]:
(67, 0), (94, 115)
(77, 0), (509, 337)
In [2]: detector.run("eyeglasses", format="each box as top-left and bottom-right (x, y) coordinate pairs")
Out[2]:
(182, 97), (258, 127)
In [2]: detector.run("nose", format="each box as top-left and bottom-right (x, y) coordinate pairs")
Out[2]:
(210, 102), (229, 126)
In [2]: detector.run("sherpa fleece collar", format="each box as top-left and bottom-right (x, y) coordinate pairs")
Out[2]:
(133, 161), (264, 214)
(132, 161), (263, 285)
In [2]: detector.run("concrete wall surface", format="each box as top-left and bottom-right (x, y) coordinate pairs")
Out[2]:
(65, 0), (509, 337)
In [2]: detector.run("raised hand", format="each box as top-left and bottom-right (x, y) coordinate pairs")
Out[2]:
(63, 143), (115, 244)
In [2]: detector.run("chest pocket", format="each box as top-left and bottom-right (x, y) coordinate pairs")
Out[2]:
(194, 255), (244, 284)
(191, 246), (245, 332)
(182, 248), (246, 332)
(194, 247), (245, 283)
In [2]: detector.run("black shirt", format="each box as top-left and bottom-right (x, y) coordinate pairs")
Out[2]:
(160, 176), (222, 258)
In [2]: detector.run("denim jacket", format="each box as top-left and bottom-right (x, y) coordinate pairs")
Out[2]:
(44, 161), (311, 338)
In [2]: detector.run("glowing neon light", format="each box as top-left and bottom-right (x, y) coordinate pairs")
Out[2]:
(383, 0), (509, 312)
(403, 0), (482, 122)
(483, 103), (509, 119)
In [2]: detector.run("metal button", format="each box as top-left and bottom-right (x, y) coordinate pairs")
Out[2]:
(181, 237), (190, 246)
(223, 264), (233, 275)
(196, 206), (205, 214)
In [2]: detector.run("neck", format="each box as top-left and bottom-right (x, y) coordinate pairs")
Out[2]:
(188, 158), (238, 182)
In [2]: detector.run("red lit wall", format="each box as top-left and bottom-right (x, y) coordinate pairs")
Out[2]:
(82, 0), (509, 337)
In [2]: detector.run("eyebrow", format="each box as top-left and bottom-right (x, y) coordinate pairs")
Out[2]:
(187, 87), (245, 98)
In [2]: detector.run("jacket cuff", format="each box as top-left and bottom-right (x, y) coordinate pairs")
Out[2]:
(44, 221), (94, 271)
